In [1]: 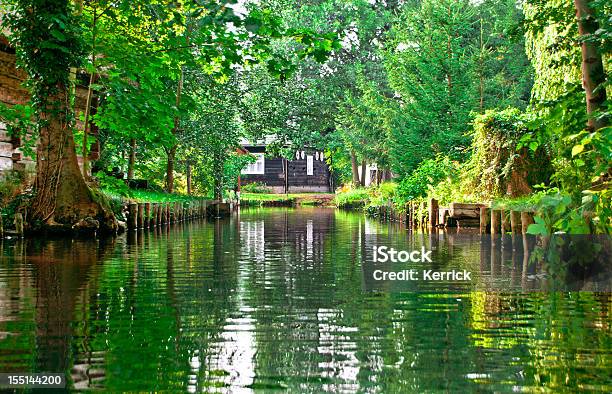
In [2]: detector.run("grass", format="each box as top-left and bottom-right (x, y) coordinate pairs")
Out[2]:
(102, 188), (210, 203)
(240, 192), (335, 205)
(492, 194), (542, 212)
(334, 188), (370, 208)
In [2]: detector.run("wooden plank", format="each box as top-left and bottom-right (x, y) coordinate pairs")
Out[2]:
(449, 202), (485, 219)
(457, 218), (480, 228)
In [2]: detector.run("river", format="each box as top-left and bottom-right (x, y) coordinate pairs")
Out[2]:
(0, 207), (610, 392)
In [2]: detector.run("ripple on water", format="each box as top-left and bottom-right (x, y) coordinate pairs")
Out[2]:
(0, 208), (609, 392)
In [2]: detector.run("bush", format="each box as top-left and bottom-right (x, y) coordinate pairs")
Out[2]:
(335, 187), (370, 208)
(395, 156), (455, 204)
(465, 109), (552, 199)
(241, 182), (272, 194)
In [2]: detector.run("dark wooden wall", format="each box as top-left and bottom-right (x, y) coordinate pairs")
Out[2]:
(241, 146), (331, 192)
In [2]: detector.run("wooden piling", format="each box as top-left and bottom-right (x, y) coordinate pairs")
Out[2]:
(14, 212), (23, 236)
(151, 203), (156, 226)
(421, 201), (427, 227)
(520, 211), (534, 234)
(128, 203), (138, 230)
(144, 203), (151, 228)
(490, 209), (500, 235)
(500, 210), (510, 234)
(428, 198), (439, 229)
(510, 211), (521, 234)
(137, 203), (145, 229)
(479, 207), (490, 234)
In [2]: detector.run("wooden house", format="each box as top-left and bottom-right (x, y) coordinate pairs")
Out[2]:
(239, 139), (332, 193)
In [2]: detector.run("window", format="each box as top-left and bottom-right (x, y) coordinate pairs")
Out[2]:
(307, 155), (314, 175)
(242, 153), (265, 174)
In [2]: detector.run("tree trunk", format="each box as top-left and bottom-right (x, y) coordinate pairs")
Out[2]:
(166, 67), (184, 193)
(213, 152), (224, 200)
(574, 0), (608, 131)
(166, 145), (177, 193)
(478, 17), (485, 113)
(127, 138), (136, 180)
(81, 4), (97, 177)
(360, 160), (367, 187)
(30, 90), (117, 233)
(350, 151), (360, 187)
(186, 161), (192, 195)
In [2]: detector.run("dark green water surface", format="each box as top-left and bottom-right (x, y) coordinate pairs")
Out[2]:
(0, 208), (610, 392)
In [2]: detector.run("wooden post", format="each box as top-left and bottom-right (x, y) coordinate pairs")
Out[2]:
(137, 203), (144, 229)
(520, 211), (534, 234)
(428, 198), (438, 229)
(150, 203), (157, 227)
(127, 203), (137, 230)
(490, 209), (500, 235)
(156, 203), (161, 226)
(500, 210), (510, 234)
(144, 203), (151, 228)
(510, 211), (521, 234)
(479, 207), (490, 234)
(14, 213), (23, 236)
(421, 201), (427, 227)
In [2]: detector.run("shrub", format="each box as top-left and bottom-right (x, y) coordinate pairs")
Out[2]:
(335, 187), (370, 208)
(395, 156), (455, 204)
(241, 182), (272, 194)
(465, 109), (552, 199)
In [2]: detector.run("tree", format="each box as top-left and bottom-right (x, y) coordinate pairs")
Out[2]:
(385, 0), (478, 176)
(5, 0), (117, 232)
(573, 0), (608, 131)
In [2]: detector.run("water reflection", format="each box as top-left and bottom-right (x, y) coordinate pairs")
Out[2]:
(0, 208), (609, 392)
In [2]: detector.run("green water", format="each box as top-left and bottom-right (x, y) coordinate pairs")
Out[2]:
(0, 208), (610, 392)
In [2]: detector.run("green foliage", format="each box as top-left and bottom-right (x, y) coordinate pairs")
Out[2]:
(241, 182), (272, 194)
(3, 0), (84, 131)
(95, 172), (132, 197)
(467, 108), (552, 199)
(334, 187), (370, 209)
(396, 157), (456, 204)
(0, 103), (36, 158)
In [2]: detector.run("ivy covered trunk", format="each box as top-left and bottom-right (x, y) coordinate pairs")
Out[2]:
(7, 0), (117, 233)
(30, 90), (117, 233)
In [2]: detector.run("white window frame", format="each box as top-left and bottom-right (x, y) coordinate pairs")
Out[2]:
(306, 155), (314, 176)
(241, 153), (265, 175)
